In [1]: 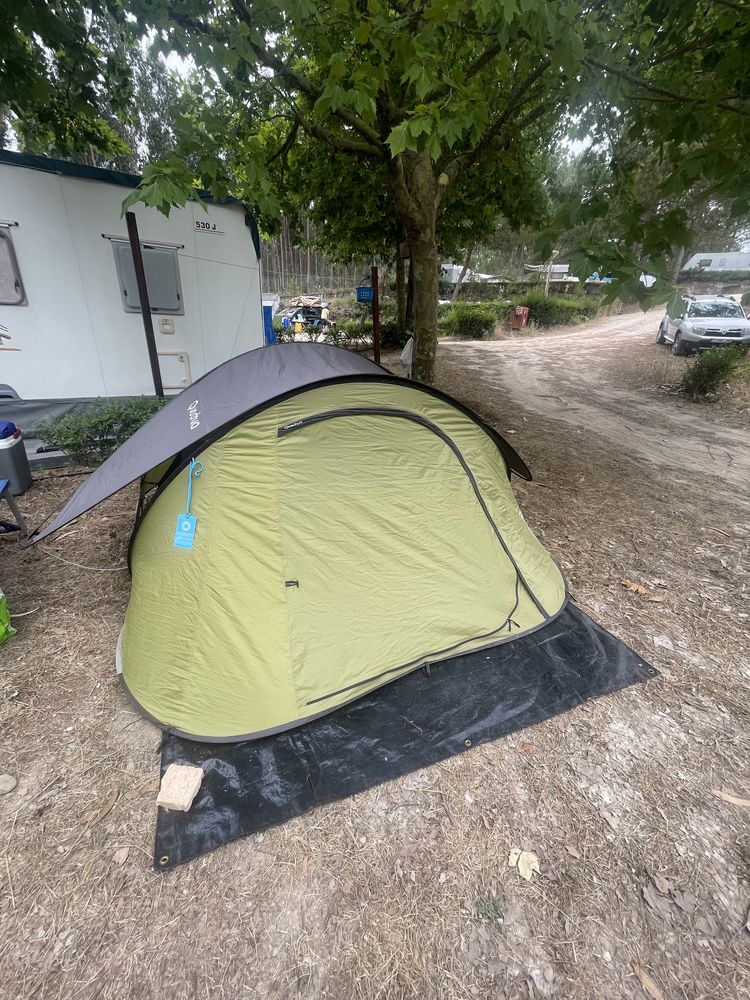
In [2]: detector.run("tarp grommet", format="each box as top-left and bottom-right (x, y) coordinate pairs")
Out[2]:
(464, 739), (472, 747)
(158, 854), (169, 867)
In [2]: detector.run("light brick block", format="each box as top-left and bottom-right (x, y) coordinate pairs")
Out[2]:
(156, 763), (204, 812)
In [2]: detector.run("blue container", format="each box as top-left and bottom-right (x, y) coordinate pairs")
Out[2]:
(356, 285), (374, 304)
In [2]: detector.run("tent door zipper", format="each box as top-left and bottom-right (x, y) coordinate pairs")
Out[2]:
(277, 406), (549, 622)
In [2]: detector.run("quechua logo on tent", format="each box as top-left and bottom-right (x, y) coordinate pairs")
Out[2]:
(187, 400), (201, 431)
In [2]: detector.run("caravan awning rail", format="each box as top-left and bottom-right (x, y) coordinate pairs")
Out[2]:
(101, 234), (185, 250)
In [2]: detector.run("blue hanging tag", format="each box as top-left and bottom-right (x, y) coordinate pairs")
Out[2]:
(173, 458), (204, 550)
(173, 513), (197, 549)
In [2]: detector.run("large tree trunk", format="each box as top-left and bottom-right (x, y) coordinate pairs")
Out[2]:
(451, 243), (475, 302)
(405, 260), (415, 332)
(409, 238), (439, 382)
(396, 253), (407, 334)
(389, 151), (440, 384)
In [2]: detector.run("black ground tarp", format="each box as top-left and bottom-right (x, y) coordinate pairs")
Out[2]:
(155, 604), (655, 869)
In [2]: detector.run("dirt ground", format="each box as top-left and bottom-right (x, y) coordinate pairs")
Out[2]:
(2, 311), (749, 999)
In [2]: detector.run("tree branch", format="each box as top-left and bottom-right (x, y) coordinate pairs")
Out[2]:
(229, 0), (388, 152)
(294, 110), (387, 159)
(422, 39), (505, 103)
(166, 3), (388, 152)
(443, 59), (552, 180)
(584, 55), (749, 116)
(265, 119), (299, 165)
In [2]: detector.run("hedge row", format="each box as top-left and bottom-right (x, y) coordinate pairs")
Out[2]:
(39, 397), (166, 465)
(275, 291), (603, 348)
(437, 292), (603, 338)
(679, 269), (750, 284)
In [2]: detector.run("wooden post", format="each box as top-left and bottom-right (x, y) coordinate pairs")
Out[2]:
(371, 264), (381, 365)
(125, 212), (164, 398)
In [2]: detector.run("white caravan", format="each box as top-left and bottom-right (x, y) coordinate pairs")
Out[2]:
(682, 251), (750, 272)
(0, 150), (264, 413)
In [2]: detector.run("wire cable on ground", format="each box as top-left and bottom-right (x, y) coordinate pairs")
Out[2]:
(38, 545), (128, 572)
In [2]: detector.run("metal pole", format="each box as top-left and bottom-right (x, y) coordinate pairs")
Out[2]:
(544, 249), (559, 297)
(125, 211), (164, 398)
(371, 264), (381, 365)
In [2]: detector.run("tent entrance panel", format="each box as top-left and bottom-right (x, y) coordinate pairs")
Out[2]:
(276, 408), (544, 712)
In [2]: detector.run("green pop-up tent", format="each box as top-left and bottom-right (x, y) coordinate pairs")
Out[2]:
(34, 343), (566, 741)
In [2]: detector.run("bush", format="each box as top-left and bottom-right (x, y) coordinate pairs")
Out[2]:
(379, 319), (410, 349)
(39, 397), (166, 465)
(680, 344), (748, 397)
(439, 302), (499, 339)
(517, 291), (600, 327)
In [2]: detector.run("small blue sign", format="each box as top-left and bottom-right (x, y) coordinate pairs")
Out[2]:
(173, 513), (197, 549)
(356, 285), (374, 303)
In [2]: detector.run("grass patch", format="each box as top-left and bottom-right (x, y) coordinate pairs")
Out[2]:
(473, 889), (505, 925)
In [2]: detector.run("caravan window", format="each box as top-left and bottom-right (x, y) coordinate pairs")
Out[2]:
(112, 241), (184, 315)
(0, 229), (26, 306)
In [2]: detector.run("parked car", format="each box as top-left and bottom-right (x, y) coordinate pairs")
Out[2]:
(656, 294), (750, 355)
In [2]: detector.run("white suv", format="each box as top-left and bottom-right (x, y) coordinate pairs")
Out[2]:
(656, 294), (750, 355)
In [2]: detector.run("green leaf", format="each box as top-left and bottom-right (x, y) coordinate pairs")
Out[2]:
(353, 21), (370, 45)
(387, 122), (410, 156)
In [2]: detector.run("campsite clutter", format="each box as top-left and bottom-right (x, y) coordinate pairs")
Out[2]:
(0, 421), (33, 497)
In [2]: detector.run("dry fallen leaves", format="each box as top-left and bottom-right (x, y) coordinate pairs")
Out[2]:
(113, 847), (129, 865)
(565, 844), (581, 859)
(632, 963), (666, 1000)
(649, 871), (672, 896)
(79, 788), (119, 829)
(508, 848), (540, 881)
(600, 809), (620, 832)
(653, 635), (674, 651)
(621, 579), (667, 603)
(643, 871), (697, 919)
(124, 778), (160, 801)
(672, 888), (696, 914)
(642, 883), (673, 920)
(711, 788), (750, 808)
